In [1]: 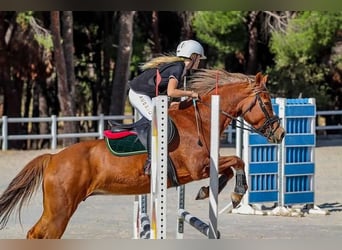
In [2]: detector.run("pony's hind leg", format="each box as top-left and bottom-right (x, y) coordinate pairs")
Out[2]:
(26, 198), (76, 239)
(26, 195), (80, 238)
(26, 176), (82, 238)
(26, 213), (69, 239)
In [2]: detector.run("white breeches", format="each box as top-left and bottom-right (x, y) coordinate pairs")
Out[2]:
(128, 89), (153, 121)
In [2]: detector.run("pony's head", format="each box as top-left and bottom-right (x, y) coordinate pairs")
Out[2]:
(238, 72), (285, 143)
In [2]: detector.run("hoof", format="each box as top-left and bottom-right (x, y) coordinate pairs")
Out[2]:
(231, 192), (243, 208)
(195, 186), (209, 200)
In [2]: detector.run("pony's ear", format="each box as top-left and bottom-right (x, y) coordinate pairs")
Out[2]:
(255, 72), (263, 86)
(262, 75), (268, 85)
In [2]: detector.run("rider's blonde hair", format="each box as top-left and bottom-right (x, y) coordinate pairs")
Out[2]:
(140, 55), (184, 71)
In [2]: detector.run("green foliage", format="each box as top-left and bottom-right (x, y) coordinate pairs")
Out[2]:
(34, 34), (53, 51)
(270, 11), (342, 68)
(193, 11), (247, 53)
(16, 11), (53, 51)
(266, 63), (331, 109)
(192, 11), (248, 67)
(16, 11), (34, 29)
(268, 11), (342, 108)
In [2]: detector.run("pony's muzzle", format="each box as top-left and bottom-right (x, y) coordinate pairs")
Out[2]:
(268, 127), (285, 144)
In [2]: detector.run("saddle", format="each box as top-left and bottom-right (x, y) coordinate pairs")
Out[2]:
(104, 117), (179, 187)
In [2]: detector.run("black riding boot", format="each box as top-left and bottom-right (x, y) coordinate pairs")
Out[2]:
(143, 123), (152, 175)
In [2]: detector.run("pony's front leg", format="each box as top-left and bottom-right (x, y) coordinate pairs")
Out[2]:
(195, 171), (234, 200)
(195, 155), (248, 208)
(219, 155), (248, 208)
(231, 164), (248, 208)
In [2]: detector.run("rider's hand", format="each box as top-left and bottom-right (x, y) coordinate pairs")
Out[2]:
(190, 91), (199, 99)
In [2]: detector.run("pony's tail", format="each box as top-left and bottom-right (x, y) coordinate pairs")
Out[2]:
(0, 153), (52, 229)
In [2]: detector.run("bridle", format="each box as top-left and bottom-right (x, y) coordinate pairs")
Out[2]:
(196, 90), (281, 140)
(246, 93), (281, 139)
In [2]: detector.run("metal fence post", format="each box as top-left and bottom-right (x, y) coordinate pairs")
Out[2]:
(98, 114), (104, 139)
(2, 116), (8, 150)
(51, 115), (57, 150)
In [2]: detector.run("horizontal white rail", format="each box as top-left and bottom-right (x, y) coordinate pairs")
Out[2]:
(0, 114), (134, 150)
(316, 110), (342, 131)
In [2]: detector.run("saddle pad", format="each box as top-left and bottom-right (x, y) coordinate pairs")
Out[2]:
(105, 135), (147, 156)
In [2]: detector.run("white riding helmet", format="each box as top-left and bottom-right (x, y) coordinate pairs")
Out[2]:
(176, 40), (206, 59)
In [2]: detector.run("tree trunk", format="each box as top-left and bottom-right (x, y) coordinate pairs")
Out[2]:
(62, 11), (76, 115)
(38, 79), (51, 149)
(31, 79), (39, 149)
(246, 11), (259, 75)
(62, 11), (77, 143)
(22, 79), (33, 149)
(109, 11), (135, 117)
(178, 11), (194, 40)
(151, 11), (161, 55)
(50, 11), (76, 146)
(0, 12), (6, 98)
(98, 11), (115, 116)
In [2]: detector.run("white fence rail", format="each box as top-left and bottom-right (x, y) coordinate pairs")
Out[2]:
(316, 110), (342, 131)
(0, 114), (134, 150)
(0, 110), (341, 151)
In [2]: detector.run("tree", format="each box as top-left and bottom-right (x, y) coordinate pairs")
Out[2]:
(50, 11), (77, 146)
(109, 11), (135, 116)
(25, 12), (56, 149)
(98, 12), (116, 116)
(192, 11), (248, 69)
(0, 11), (54, 149)
(62, 11), (76, 116)
(0, 12), (21, 148)
(71, 11), (114, 120)
(178, 11), (195, 40)
(0, 12), (10, 116)
(267, 11), (342, 109)
(151, 11), (161, 55)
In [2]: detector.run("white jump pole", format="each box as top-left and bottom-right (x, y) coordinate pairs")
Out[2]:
(209, 94), (220, 239)
(133, 96), (168, 239)
(150, 95), (168, 239)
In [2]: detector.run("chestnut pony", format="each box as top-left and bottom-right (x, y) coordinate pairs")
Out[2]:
(0, 70), (285, 238)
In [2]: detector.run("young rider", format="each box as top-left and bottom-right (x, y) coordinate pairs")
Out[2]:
(128, 39), (206, 174)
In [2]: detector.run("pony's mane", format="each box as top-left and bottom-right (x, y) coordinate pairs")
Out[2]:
(187, 69), (256, 95)
(140, 55), (184, 70)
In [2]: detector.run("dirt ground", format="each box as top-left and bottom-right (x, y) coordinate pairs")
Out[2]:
(0, 143), (341, 239)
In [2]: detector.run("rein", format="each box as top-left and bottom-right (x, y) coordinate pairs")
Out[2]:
(193, 99), (203, 146)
